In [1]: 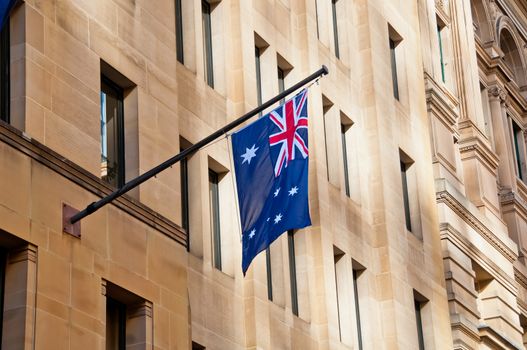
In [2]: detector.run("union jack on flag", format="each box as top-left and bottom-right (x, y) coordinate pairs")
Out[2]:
(269, 89), (309, 177)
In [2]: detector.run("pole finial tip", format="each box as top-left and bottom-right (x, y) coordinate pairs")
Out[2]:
(322, 65), (329, 75)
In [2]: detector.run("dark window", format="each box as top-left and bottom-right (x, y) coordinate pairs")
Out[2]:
(0, 20), (9, 123)
(389, 38), (399, 100)
(180, 149), (190, 237)
(333, 250), (344, 341)
(315, 0), (320, 39)
(353, 269), (363, 350)
(0, 249), (6, 345)
(202, 1), (214, 88)
(288, 230), (298, 316)
(175, 0), (184, 63)
(255, 47), (263, 107)
(512, 121), (524, 181)
(341, 124), (350, 197)
(332, 0), (340, 59)
(400, 160), (412, 232)
(106, 297), (126, 350)
(266, 248), (272, 301)
(414, 299), (425, 350)
(192, 341), (206, 350)
(209, 169), (221, 270)
(101, 76), (125, 188)
(437, 25), (446, 83)
(278, 66), (285, 104)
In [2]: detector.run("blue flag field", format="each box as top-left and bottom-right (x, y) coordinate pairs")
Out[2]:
(232, 89), (312, 275)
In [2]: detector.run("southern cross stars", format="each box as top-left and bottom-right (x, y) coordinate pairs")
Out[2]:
(249, 229), (256, 239)
(274, 213), (283, 224)
(241, 144), (259, 164)
(288, 186), (298, 196)
(273, 188), (280, 197)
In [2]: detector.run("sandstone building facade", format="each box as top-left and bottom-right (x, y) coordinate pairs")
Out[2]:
(0, 0), (526, 349)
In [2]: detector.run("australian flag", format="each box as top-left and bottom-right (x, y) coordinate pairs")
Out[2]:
(0, 0), (16, 30)
(232, 89), (312, 275)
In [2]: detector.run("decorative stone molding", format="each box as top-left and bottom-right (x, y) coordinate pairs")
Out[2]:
(440, 223), (517, 295)
(499, 188), (527, 221)
(436, 180), (518, 263)
(488, 85), (508, 103)
(8, 244), (37, 264)
(457, 121), (500, 173)
(425, 74), (459, 130)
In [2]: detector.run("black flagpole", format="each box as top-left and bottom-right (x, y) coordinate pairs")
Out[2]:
(69, 65), (329, 225)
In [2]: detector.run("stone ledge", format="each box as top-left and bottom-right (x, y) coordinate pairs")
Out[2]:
(0, 122), (187, 248)
(436, 178), (518, 263)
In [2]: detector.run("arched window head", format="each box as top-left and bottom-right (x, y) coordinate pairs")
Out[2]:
(499, 28), (527, 88)
(470, 0), (493, 44)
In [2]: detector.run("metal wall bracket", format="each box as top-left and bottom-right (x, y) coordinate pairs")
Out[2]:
(62, 203), (81, 238)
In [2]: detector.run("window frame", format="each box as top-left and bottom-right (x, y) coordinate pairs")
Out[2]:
(389, 38), (400, 100)
(341, 123), (350, 197)
(175, 0), (184, 64)
(202, 0), (214, 88)
(353, 268), (363, 350)
(400, 160), (412, 232)
(0, 20), (9, 123)
(106, 296), (127, 350)
(437, 24), (446, 83)
(255, 46), (263, 107)
(209, 169), (222, 270)
(288, 230), (298, 316)
(414, 299), (425, 350)
(278, 66), (285, 103)
(511, 120), (526, 182)
(331, 0), (340, 59)
(180, 150), (190, 238)
(100, 75), (126, 188)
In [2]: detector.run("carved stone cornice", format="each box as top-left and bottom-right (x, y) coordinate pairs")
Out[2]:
(436, 180), (518, 263)
(499, 188), (527, 221)
(457, 120), (500, 173)
(425, 74), (459, 132)
(489, 85), (508, 103)
(440, 223), (517, 295)
(9, 244), (38, 264)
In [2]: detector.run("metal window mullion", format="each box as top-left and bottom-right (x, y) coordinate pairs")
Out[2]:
(288, 230), (298, 316)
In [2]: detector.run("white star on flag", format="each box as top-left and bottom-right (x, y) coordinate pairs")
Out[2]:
(274, 213), (283, 224)
(241, 144), (259, 164)
(273, 188), (281, 197)
(249, 229), (256, 239)
(288, 186), (298, 196)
